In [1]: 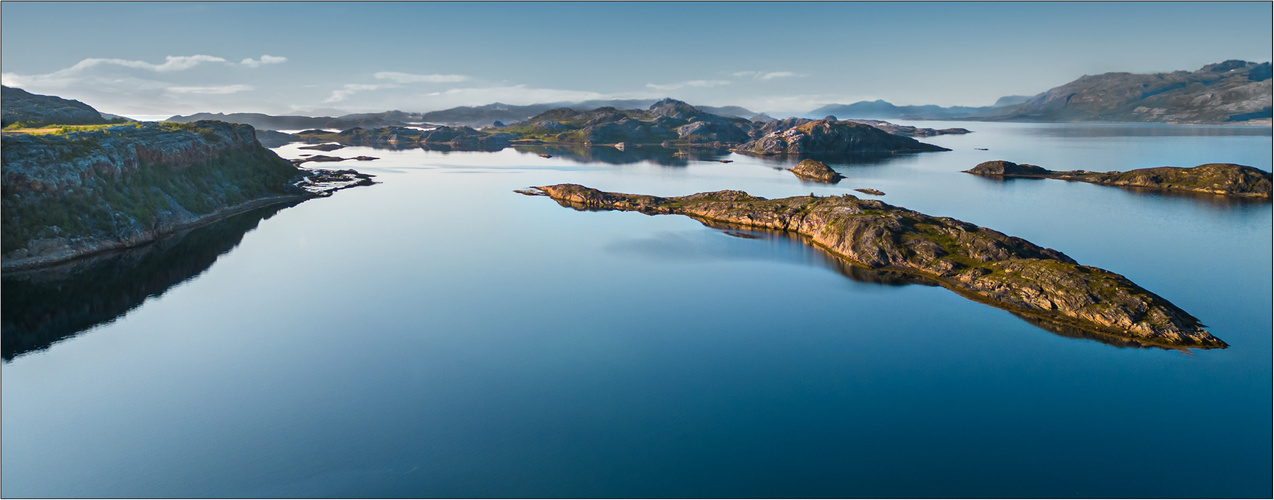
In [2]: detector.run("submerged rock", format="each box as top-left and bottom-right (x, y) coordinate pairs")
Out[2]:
(522, 183), (1226, 349)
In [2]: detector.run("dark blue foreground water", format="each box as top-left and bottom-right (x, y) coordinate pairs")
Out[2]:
(2, 122), (1270, 497)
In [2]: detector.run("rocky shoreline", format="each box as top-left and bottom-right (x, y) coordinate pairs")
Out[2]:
(966, 161), (1272, 198)
(522, 183), (1226, 349)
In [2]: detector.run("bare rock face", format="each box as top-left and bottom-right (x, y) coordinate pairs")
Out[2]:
(523, 183), (1226, 349)
(790, 159), (844, 183)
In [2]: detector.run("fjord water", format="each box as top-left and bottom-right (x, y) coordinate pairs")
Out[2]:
(2, 122), (1270, 498)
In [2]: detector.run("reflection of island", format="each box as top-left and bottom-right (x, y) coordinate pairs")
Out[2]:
(524, 184), (1226, 349)
(623, 217), (1188, 350)
(1, 203), (295, 361)
(513, 144), (724, 166)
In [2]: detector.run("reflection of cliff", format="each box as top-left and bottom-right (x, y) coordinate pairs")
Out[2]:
(1, 202), (296, 361)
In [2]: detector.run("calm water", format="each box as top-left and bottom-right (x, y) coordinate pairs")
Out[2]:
(2, 122), (1270, 498)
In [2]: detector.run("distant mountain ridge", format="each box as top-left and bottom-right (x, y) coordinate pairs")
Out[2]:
(165, 111), (418, 131)
(169, 100), (759, 130)
(998, 60), (1271, 124)
(809, 60), (1272, 124)
(808, 99), (1014, 120)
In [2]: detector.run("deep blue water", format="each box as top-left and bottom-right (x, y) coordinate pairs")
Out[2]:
(2, 122), (1270, 498)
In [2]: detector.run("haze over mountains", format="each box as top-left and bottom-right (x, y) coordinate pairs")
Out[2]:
(152, 60), (1271, 129)
(813, 61), (1271, 124)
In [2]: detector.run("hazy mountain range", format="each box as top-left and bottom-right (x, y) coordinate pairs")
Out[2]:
(161, 60), (1271, 129)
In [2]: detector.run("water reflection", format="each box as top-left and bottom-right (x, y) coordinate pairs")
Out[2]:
(1014, 123), (1272, 138)
(745, 151), (925, 169)
(513, 144), (728, 166)
(1, 203), (296, 361)
(558, 197), (1182, 349)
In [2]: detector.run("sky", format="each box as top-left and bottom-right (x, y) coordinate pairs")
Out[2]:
(2, 2), (1271, 118)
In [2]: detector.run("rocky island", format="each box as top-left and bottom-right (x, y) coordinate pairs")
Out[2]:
(522, 183), (1225, 349)
(966, 160), (1272, 198)
(790, 159), (844, 183)
(736, 117), (950, 156)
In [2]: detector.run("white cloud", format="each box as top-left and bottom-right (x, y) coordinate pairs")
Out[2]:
(166, 84), (254, 95)
(374, 71), (469, 84)
(323, 83), (400, 103)
(3, 55), (231, 91)
(69, 55), (228, 73)
(240, 55), (287, 68)
(645, 79), (731, 91)
(431, 84), (611, 104)
(732, 71), (807, 80)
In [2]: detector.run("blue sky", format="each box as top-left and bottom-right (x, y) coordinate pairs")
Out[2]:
(2, 2), (1270, 118)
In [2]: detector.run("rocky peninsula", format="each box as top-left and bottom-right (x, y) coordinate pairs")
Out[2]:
(522, 183), (1225, 349)
(966, 160), (1272, 198)
(1, 119), (369, 271)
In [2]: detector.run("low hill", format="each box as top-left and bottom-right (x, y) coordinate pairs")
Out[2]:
(1, 86), (113, 127)
(809, 99), (1005, 120)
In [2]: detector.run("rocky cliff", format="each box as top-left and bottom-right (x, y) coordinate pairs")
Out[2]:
(524, 184), (1225, 349)
(1, 120), (309, 270)
(966, 161), (1272, 198)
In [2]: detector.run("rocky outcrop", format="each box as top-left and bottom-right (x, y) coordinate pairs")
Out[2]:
(2, 120), (324, 270)
(966, 161), (1272, 198)
(523, 183), (1225, 349)
(790, 159), (844, 183)
(2, 86), (111, 127)
(737, 118), (950, 155)
(965, 160), (1051, 176)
